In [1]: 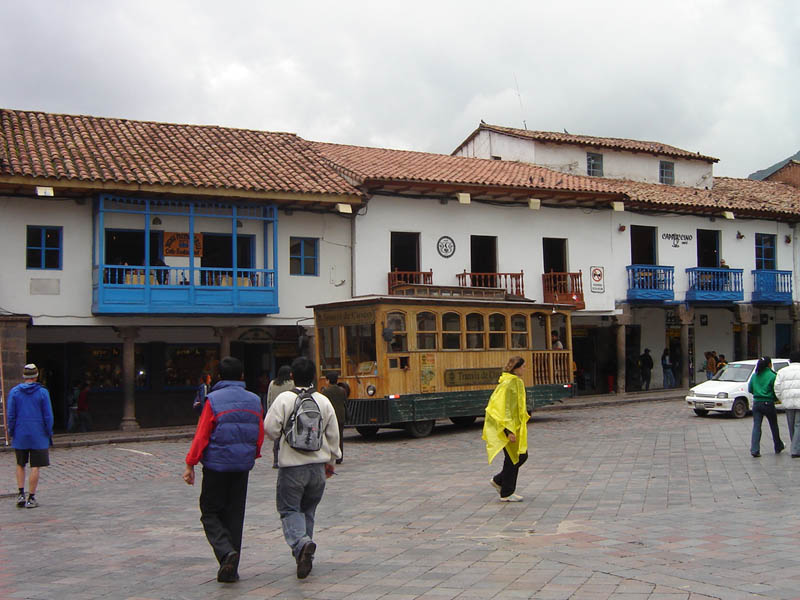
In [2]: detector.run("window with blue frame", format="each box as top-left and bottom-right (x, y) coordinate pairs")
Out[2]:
(755, 233), (776, 270)
(587, 152), (604, 177)
(26, 226), (62, 269)
(290, 237), (319, 276)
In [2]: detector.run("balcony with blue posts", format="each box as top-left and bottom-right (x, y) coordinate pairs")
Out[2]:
(92, 194), (279, 315)
(626, 265), (674, 301)
(751, 269), (793, 305)
(685, 267), (743, 302)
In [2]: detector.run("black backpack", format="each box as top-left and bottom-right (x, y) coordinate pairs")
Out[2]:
(283, 388), (324, 452)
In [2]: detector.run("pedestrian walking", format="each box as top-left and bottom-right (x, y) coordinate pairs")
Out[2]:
(321, 372), (347, 464)
(182, 356), (264, 584)
(7, 364), (54, 509)
(264, 356), (340, 579)
(76, 381), (92, 432)
(639, 348), (653, 391)
(192, 373), (212, 415)
(266, 365), (294, 468)
(483, 356), (529, 502)
(748, 356), (785, 458)
(661, 348), (676, 388)
(704, 351), (717, 380)
(774, 350), (800, 458)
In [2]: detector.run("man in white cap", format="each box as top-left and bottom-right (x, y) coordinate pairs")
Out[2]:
(7, 364), (54, 508)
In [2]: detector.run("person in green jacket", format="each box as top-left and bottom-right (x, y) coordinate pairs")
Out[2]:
(748, 356), (785, 457)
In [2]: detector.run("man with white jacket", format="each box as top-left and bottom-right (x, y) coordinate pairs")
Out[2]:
(264, 356), (340, 579)
(774, 350), (800, 458)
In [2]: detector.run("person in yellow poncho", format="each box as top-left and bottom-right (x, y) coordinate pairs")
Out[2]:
(483, 356), (529, 502)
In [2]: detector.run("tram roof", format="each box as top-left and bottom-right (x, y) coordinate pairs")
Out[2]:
(308, 294), (568, 312)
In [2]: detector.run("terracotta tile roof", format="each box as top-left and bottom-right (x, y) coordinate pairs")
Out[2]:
(461, 123), (719, 163)
(0, 109), (361, 198)
(611, 176), (800, 218)
(311, 141), (620, 195)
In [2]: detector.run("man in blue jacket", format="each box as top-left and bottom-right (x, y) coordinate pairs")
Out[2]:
(182, 356), (264, 583)
(8, 363), (54, 509)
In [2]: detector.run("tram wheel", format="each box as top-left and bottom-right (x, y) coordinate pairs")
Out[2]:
(355, 426), (379, 439)
(450, 416), (477, 427)
(405, 419), (435, 438)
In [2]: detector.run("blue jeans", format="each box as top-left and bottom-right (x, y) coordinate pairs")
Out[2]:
(786, 409), (800, 456)
(663, 368), (675, 388)
(276, 463), (326, 558)
(751, 401), (784, 455)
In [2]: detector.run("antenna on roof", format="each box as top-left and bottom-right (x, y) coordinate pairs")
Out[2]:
(513, 74), (527, 130)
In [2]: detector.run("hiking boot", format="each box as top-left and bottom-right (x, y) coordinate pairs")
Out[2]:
(16, 493), (25, 508)
(296, 541), (316, 579)
(499, 494), (523, 502)
(217, 550), (239, 583)
(25, 495), (38, 509)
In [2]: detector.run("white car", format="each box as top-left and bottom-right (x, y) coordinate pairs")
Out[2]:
(686, 358), (789, 418)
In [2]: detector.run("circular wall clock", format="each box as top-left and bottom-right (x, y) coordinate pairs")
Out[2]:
(437, 235), (456, 258)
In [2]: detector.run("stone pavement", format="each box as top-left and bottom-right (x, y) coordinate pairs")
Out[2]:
(2, 395), (800, 599)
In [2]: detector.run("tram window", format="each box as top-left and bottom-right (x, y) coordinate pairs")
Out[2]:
(416, 311), (437, 350)
(318, 326), (341, 371)
(442, 312), (461, 350)
(345, 323), (376, 375)
(386, 311), (408, 353)
(466, 313), (485, 349)
(510, 314), (528, 349)
(489, 313), (506, 349)
(389, 356), (410, 369)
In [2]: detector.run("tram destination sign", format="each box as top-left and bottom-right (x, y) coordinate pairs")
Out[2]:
(316, 307), (376, 327)
(444, 368), (502, 387)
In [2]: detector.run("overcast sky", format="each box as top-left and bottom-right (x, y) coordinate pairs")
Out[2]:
(1, 1), (797, 178)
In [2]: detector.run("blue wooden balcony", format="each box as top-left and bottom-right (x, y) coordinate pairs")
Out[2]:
(92, 265), (278, 314)
(685, 267), (743, 302)
(751, 269), (792, 305)
(626, 265), (674, 301)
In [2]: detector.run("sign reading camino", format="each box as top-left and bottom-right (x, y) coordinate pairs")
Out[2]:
(444, 367), (502, 387)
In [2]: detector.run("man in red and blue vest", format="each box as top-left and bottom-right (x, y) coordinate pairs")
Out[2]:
(183, 356), (264, 584)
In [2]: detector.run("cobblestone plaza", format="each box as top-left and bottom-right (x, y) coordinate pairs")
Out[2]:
(3, 398), (800, 599)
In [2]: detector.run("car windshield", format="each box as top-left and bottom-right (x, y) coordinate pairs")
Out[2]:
(713, 363), (754, 382)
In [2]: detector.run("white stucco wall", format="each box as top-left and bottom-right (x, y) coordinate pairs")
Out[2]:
(455, 130), (714, 189)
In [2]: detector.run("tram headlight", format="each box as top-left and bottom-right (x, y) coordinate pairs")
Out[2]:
(366, 384), (376, 397)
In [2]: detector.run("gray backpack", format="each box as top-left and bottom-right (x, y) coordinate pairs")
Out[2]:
(283, 388), (323, 452)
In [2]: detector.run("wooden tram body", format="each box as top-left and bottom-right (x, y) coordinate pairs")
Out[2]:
(312, 288), (575, 438)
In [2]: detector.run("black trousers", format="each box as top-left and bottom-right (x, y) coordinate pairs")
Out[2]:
(493, 448), (528, 497)
(199, 467), (249, 566)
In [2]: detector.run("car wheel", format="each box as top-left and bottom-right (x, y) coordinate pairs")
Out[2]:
(450, 416), (477, 427)
(355, 426), (379, 439)
(731, 398), (748, 419)
(694, 409), (708, 417)
(405, 419), (435, 438)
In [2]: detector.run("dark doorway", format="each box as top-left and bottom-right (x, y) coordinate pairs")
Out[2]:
(202, 234), (254, 269)
(105, 230), (162, 265)
(471, 235), (497, 273)
(543, 238), (567, 273)
(625, 324), (642, 391)
(696, 229), (720, 267)
(390, 232), (420, 272)
(630, 225), (656, 265)
(776, 323), (791, 356)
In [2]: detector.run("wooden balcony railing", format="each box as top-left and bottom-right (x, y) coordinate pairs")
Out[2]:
(388, 269), (433, 293)
(456, 271), (525, 297)
(531, 350), (573, 385)
(542, 271), (584, 309)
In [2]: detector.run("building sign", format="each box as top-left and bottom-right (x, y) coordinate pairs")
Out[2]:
(164, 232), (203, 257)
(590, 266), (605, 293)
(420, 352), (436, 393)
(444, 368), (501, 387)
(315, 307), (376, 327)
(662, 232), (693, 248)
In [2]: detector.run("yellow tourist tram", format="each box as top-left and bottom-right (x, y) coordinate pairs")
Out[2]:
(312, 284), (575, 438)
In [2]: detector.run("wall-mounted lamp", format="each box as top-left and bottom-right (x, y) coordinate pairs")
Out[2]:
(36, 186), (54, 197)
(722, 211), (735, 220)
(736, 231), (745, 240)
(528, 198), (541, 210)
(151, 217), (162, 226)
(236, 220), (243, 228)
(786, 235), (793, 244)
(456, 192), (471, 205)
(618, 224), (626, 232)
(612, 201), (625, 212)
(335, 203), (352, 214)
(282, 207), (294, 216)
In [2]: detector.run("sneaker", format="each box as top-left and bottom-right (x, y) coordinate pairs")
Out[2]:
(751, 452), (761, 457)
(217, 550), (239, 583)
(25, 496), (38, 509)
(296, 541), (316, 579)
(16, 493), (25, 508)
(776, 443), (785, 454)
(499, 494), (523, 502)
(489, 479), (502, 495)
